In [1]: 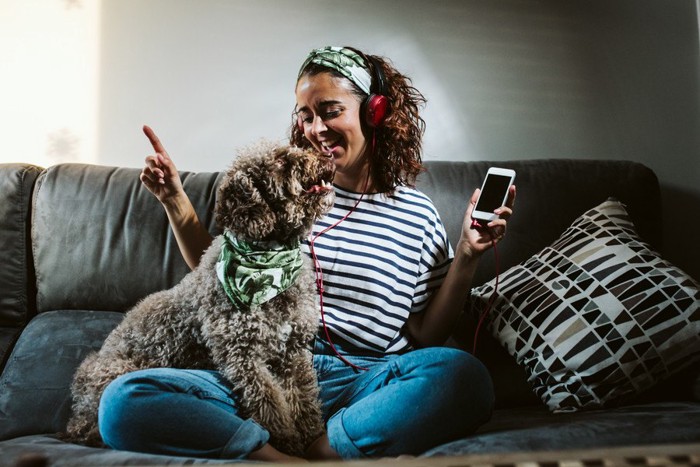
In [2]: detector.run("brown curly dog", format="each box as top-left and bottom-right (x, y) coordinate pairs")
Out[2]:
(65, 142), (335, 456)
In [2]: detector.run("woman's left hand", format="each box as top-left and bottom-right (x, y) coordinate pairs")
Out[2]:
(457, 185), (516, 258)
(407, 184), (515, 347)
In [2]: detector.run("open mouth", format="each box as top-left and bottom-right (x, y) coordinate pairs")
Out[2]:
(320, 139), (341, 156)
(304, 162), (336, 195)
(305, 179), (333, 194)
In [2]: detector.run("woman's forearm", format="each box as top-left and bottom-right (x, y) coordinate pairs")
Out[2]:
(163, 194), (214, 270)
(407, 242), (481, 347)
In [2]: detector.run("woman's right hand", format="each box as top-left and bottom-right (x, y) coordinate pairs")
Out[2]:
(139, 124), (213, 270)
(140, 125), (184, 206)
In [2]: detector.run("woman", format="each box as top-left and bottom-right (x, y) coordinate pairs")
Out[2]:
(100, 46), (515, 461)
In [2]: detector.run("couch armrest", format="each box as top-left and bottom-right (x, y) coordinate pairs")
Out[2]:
(0, 163), (43, 369)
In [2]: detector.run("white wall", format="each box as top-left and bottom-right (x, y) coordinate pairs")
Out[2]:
(0, 0), (101, 167)
(2, 0), (699, 280)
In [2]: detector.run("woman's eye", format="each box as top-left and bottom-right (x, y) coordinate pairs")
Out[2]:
(298, 108), (342, 126)
(322, 109), (341, 120)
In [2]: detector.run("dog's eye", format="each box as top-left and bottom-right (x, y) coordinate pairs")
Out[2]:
(273, 153), (289, 172)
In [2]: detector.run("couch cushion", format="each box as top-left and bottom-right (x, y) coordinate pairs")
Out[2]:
(0, 164), (43, 367)
(423, 401), (700, 456)
(4, 403), (700, 463)
(32, 164), (223, 313)
(0, 435), (235, 467)
(0, 310), (123, 440)
(469, 199), (700, 412)
(0, 434), (234, 465)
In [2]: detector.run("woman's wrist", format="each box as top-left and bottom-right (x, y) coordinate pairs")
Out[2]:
(454, 238), (482, 264)
(161, 191), (195, 223)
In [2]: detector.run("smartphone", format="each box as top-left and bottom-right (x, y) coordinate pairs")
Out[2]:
(472, 167), (516, 224)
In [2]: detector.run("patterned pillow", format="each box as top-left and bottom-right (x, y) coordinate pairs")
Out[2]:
(470, 198), (700, 412)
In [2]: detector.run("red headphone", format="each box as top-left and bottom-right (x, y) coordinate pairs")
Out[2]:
(297, 50), (389, 132)
(361, 54), (389, 128)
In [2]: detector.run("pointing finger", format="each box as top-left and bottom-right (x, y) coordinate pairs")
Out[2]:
(143, 125), (169, 158)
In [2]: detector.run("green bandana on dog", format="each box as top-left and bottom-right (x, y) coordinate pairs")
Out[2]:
(298, 46), (372, 94)
(216, 231), (303, 310)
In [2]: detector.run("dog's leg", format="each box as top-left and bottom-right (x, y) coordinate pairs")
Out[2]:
(281, 349), (324, 451)
(226, 357), (299, 454)
(203, 318), (300, 455)
(278, 286), (325, 452)
(65, 353), (138, 446)
(65, 352), (104, 445)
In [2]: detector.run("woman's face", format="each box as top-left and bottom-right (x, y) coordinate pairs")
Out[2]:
(295, 72), (369, 191)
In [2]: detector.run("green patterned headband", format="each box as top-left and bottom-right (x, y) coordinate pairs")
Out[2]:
(298, 46), (372, 95)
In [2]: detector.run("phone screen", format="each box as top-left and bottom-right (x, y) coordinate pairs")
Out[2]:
(476, 174), (511, 212)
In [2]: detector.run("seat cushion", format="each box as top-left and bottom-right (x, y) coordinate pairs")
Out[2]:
(423, 401), (700, 456)
(0, 434), (235, 466)
(0, 310), (123, 440)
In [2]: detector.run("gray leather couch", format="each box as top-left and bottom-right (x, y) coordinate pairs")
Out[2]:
(1, 160), (698, 465)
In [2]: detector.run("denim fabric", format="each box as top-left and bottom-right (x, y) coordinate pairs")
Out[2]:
(98, 368), (270, 459)
(97, 339), (494, 459)
(313, 338), (494, 458)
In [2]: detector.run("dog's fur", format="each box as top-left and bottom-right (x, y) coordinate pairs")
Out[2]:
(65, 142), (335, 456)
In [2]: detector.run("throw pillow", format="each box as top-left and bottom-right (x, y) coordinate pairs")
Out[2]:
(470, 198), (700, 412)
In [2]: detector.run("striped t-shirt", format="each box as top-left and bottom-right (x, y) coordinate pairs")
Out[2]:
(301, 185), (454, 354)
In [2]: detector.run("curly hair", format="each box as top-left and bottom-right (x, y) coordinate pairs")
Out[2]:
(290, 50), (427, 193)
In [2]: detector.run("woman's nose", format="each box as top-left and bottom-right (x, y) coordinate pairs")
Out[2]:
(310, 115), (327, 136)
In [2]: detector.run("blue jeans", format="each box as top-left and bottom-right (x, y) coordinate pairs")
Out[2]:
(98, 338), (494, 459)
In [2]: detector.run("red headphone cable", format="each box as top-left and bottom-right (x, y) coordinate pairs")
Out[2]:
(308, 168), (371, 372)
(472, 224), (500, 356)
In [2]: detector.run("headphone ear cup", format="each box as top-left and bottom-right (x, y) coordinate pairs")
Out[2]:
(365, 94), (388, 128)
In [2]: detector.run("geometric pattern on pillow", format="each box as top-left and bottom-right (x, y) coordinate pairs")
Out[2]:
(470, 198), (700, 412)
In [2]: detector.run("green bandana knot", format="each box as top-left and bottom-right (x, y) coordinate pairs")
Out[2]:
(216, 231), (303, 310)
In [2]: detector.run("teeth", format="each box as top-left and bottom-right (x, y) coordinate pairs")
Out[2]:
(305, 179), (333, 194)
(321, 141), (337, 153)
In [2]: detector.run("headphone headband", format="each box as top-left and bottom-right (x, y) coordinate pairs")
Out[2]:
(344, 47), (386, 98)
(343, 47), (389, 128)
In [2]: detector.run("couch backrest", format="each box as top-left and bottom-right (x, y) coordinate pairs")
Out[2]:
(28, 159), (662, 315)
(417, 159), (662, 288)
(0, 164), (43, 367)
(31, 164), (223, 313)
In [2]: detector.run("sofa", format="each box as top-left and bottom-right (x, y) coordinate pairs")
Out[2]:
(0, 159), (698, 466)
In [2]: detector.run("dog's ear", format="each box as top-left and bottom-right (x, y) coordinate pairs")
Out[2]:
(216, 170), (276, 240)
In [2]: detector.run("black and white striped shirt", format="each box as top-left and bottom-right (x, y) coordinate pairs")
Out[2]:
(302, 185), (453, 354)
